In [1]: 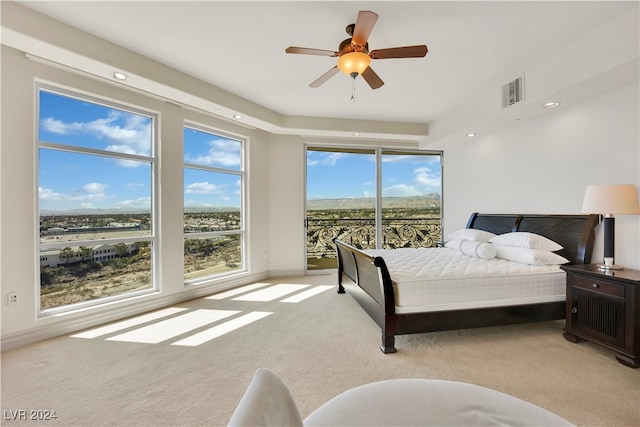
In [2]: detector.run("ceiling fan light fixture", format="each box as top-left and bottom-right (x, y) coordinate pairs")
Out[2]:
(337, 52), (371, 77)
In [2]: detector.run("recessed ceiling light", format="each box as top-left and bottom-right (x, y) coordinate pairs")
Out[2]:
(543, 101), (560, 109)
(467, 132), (476, 138)
(113, 72), (127, 81)
(353, 133), (360, 136)
(233, 114), (243, 120)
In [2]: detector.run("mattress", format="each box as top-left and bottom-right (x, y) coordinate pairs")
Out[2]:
(364, 247), (566, 314)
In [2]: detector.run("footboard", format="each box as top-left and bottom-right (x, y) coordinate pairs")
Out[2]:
(333, 239), (397, 352)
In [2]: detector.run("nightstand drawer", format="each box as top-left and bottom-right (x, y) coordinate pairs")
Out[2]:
(571, 276), (624, 298)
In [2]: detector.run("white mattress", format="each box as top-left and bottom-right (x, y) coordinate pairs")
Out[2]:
(364, 247), (566, 314)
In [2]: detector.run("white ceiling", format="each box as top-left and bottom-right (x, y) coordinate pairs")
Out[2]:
(12, 1), (639, 145)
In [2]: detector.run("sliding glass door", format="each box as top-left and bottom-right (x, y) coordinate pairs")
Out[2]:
(380, 151), (442, 249)
(305, 147), (441, 271)
(306, 148), (376, 270)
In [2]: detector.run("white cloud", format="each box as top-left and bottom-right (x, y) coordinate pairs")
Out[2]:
(40, 182), (110, 206)
(307, 152), (348, 167)
(40, 110), (152, 159)
(118, 196), (151, 208)
(82, 182), (107, 194)
(322, 152), (347, 166)
(39, 187), (64, 201)
(185, 181), (226, 195)
(383, 184), (421, 197)
(185, 138), (241, 167)
(414, 167), (441, 190)
(40, 118), (81, 135)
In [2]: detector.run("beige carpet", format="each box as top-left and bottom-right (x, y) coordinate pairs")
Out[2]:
(2, 274), (639, 426)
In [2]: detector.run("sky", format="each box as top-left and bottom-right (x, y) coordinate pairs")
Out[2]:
(306, 150), (441, 200)
(38, 89), (440, 213)
(38, 90), (241, 213)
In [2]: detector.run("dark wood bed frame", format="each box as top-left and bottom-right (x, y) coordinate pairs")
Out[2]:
(334, 213), (600, 353)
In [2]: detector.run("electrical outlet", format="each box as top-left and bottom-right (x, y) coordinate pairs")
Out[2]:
(8, 293), (19, 306)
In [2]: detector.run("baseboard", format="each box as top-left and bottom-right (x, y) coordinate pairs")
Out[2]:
(267, 269), (306, 277)
(1, 271), (270, 351)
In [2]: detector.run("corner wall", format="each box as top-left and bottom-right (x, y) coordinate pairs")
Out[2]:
(0, 45), (272, 349)
(267, 135), (306, 276)
(443, 83), (640, 269)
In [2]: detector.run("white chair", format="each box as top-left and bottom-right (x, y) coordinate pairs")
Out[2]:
(228, 368), (574, 426)
(227, 368), (304, 426)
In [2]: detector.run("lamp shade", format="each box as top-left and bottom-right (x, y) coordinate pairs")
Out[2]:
(582, 184), (640, 215)
(337, 52), (371, 76)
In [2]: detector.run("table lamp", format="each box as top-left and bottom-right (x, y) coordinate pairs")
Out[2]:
(581, 184), (639, 270)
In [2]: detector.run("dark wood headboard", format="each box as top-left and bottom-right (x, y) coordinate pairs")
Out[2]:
(466, 213), (600, 265)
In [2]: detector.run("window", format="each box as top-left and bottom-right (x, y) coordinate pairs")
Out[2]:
(38, 87), (156, 313)
(306, 147), (441, 270)
(380, 151), (442, 249)
(183, 125), (245, 282)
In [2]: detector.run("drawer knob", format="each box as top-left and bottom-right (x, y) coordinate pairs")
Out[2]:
(592, 283), (599, 288)
(571, 307), (578, 314)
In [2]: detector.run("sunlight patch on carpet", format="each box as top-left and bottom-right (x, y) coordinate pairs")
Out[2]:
(233, 284), (310, 301)
(205, 283), (271, 300)
(106, 309), (239, 344)
(281, 285), (333, 303)
(69, 284), (332, 346)
(71, 307), (189, 339)
(172, 311), (273, 346)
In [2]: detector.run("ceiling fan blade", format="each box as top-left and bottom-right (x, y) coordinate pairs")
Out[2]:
(309, 66), (340, 88)
(370, 45), (429, 59)
(286, 47), (339, 57)
(361, 66), (384, 89)
(351, 10), (378, 46)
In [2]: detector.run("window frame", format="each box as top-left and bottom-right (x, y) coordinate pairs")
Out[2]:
(183, 122), (247, 284)
(36, 83), (159, 316)
(304, 144), (443, 273)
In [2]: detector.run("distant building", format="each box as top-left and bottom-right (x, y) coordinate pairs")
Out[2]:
(44, 227), (65, 234)
(40, 242), (139, 268)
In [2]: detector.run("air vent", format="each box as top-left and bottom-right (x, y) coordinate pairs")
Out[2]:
(502, 75), (524, 108)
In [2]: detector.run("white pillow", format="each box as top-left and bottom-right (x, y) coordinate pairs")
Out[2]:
(458, 240), (497, 260)
(445, 229), (496, 243)
(494, 244), (569, 265)
(444, 240), (461, 250)
(489, 232), (563, 252)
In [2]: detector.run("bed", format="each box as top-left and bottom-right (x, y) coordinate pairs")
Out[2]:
(333, 212), (600, 353)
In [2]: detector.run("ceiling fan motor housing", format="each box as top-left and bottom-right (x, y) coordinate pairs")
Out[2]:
(339, 38), (368, 55)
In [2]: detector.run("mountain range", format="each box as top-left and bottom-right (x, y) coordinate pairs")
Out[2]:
(41, 195), (440, 215)
(307, 194), (441, 210)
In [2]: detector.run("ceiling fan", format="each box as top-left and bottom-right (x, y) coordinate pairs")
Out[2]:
(285, 10), (428, 90)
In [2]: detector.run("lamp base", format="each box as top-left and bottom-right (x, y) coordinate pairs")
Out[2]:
(597, 263), (624, 271)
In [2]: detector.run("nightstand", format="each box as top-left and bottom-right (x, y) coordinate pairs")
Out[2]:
(561, 264), (640, 368)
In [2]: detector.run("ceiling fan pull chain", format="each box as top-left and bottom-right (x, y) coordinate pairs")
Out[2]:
(351, 76), (356, 101)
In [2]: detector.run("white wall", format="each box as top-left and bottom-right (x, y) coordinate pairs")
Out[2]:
(0, 46), (272, 347)
(443, 83), (640, 269)
(267, 135), (306, 275)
